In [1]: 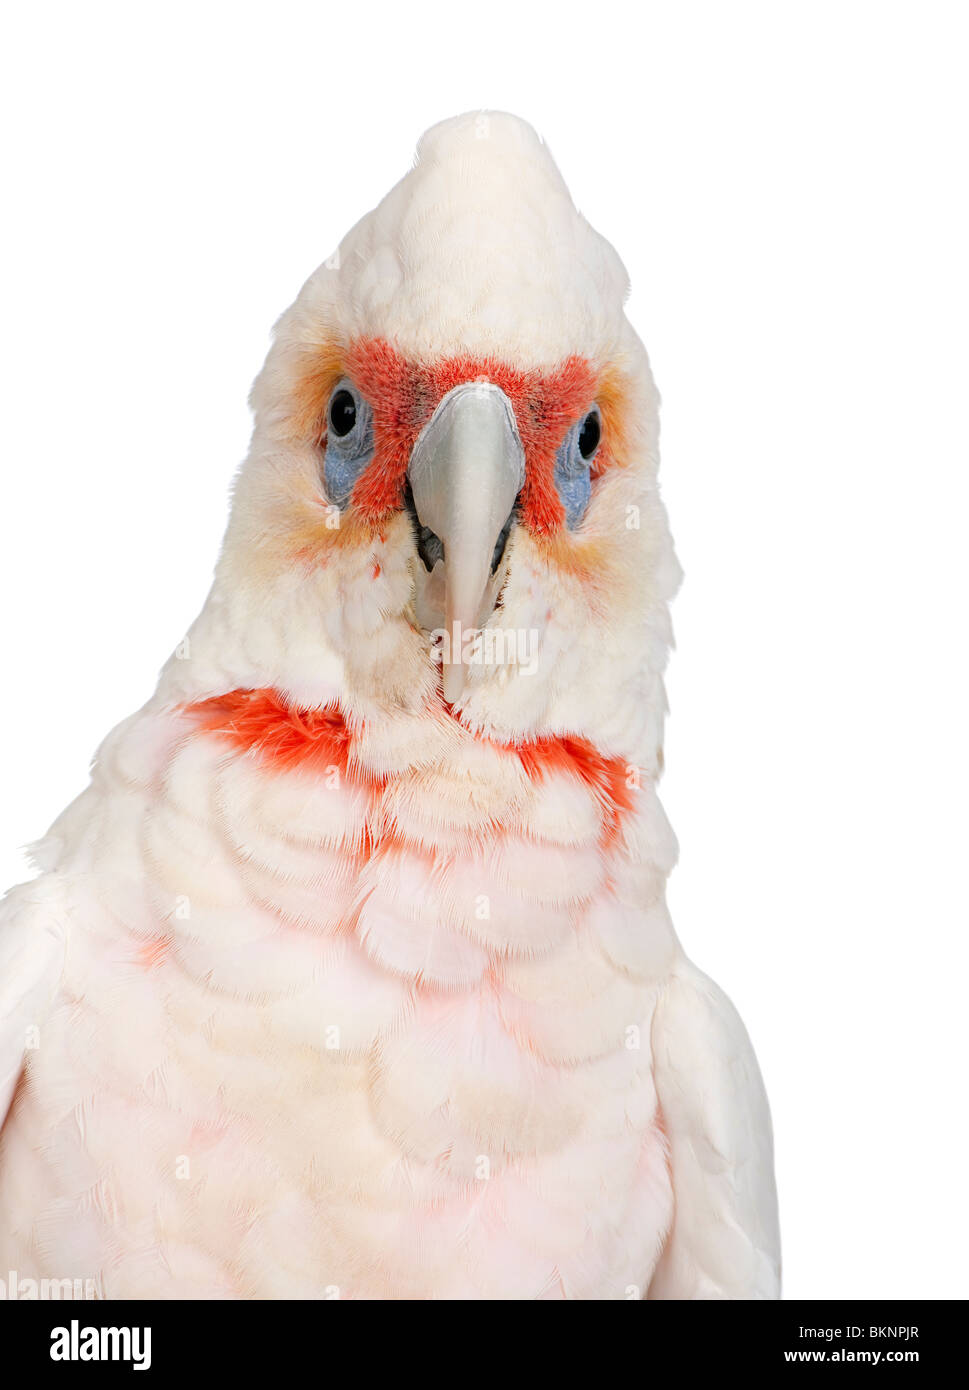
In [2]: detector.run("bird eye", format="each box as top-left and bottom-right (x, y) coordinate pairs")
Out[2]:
(578, 409), (601, 460)
(329, 388), (358, 438)
(322, 380), (374, 509)
(553, 405), (600, 528)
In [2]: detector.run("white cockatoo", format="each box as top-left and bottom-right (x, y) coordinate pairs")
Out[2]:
(0, 112), (780, 1300)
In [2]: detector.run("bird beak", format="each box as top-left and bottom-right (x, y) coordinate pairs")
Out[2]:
(408, 382), (525, 702)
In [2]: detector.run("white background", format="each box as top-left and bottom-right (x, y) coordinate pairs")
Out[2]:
(2, 1), (967, 1299)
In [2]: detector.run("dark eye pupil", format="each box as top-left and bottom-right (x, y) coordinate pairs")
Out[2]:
(578, 411), (600, 460)
(329, 389), (357, 438)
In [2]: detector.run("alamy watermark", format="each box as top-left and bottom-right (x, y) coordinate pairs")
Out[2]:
(430, 621), (538, 676)
(0, 1268), (102, 1300)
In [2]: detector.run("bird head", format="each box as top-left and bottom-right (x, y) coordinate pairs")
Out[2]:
(166, 113), (679, 774)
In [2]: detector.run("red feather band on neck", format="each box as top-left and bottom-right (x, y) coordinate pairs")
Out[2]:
(182, 688), (636, 841)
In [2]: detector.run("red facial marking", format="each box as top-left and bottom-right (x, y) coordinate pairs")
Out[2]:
(182, 688), (635, 843)
(343, 338), (601, 535)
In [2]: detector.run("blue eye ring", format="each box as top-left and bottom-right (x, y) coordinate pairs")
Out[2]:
(553, 404), (600, 528)
(322, 379), (374, 509)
